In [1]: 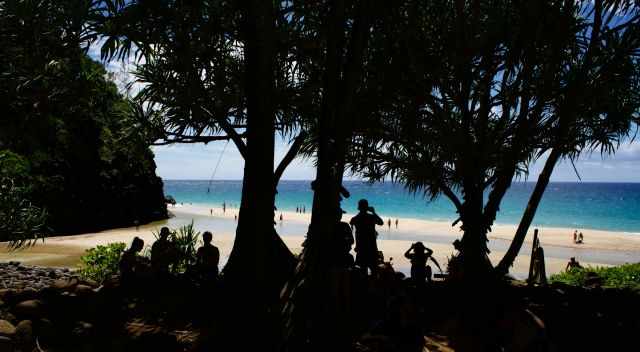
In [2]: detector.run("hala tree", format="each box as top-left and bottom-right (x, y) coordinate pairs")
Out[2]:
(354, 0), (640, 280)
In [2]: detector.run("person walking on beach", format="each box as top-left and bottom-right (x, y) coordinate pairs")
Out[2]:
(395, 218), (398, 229)
(573, 230), (578, 243)
(210, 208), (213, 216)
(222, 202), (226, 214)
(577, 232), (584, 244)
(350, 199), (384, 276)
(279, 213), (283, 223)
(303, 205), (306, 213)
(387, 218), (392, 230)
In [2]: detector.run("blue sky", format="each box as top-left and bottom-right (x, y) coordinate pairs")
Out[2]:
(91, 49), (640, 183)
(153, 139), (640, 182)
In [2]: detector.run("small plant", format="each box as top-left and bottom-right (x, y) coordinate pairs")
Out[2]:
(550, 263), (640, 289)
(79, 242), (127, 283)
(152, 221), (200, 273)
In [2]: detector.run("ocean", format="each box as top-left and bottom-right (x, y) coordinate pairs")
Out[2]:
(164, 180), (640, 233)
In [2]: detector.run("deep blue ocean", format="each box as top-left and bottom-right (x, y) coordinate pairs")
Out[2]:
(164, 180), (640, 233)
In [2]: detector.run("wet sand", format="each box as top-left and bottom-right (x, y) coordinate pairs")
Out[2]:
(2, 204), (639, 278)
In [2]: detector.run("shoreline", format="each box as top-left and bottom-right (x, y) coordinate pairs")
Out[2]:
(2, 203), (639, 279)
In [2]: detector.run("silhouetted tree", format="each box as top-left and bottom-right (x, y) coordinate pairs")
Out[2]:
(355, 0), (640, 280)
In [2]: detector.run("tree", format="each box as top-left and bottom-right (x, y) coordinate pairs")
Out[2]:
(354, 0), (640, 280)
(0, 0), (167, 237)
(495, 0), (640, 274)
(92, 0), (310, 297)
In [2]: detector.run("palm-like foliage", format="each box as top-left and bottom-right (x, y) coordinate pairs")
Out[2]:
(353, 0), (640, 277)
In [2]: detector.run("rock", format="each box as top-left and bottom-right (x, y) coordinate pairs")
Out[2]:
(74, 284), (94, 297)
(53, 278), (78, 292)
(0, 299), (4, 309)
(14, 320), (33, 351)
(0, 320), (16, 338)
(13, 300), (44, 320)
(11, 288), (38, 303)
(47, 270), (57, 279)
(0, 290), (13, 302)
(72, 321), (94, 338)
(0, 336), (12, 352)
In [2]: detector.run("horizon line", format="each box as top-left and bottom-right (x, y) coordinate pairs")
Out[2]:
(162, 178), (640, 184)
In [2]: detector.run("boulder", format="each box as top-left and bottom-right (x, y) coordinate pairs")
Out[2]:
(14, 320), (33, 351)
(0, 290), (13, 302)
(11, 288), (38, 304)
(0, 320), (16, 338)
(13, 300), (44, 320)
(74, 285), (94, 297)
(0, 336), (12, 352)
(53, 278), (78, 292)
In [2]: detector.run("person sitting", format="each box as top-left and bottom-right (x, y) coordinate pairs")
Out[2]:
(404, 242), (441, 285)
(566, 257), (583, 271)
(119, 237), (149, 284)
(196, 231), (220, 280)
(332, 208), (355, 268)
(151, 227), (177, 277)
(576, 232), (584, 244)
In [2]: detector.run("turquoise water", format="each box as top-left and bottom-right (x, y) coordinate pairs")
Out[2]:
(164, 180), (640, 233)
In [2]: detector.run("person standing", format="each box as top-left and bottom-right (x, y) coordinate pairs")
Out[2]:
(196, 231), (220, 279)
(395, 218), (399, 229)
(350, 199), (384, 276)
(387, 218), (392, 230)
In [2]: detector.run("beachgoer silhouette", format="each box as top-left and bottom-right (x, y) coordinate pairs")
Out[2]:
(196, 231), (220, 279)
(404, 242), (441, 284)
(577, 232), (584, 244)
(119, 237), (148, 282)
(388, 218), (391, 230)
(303, 205), (306, 213)
(350, 199), (383, 276)
(395, 218), (398, 229)
(566, 257), (583, 271)
(151, 227), (177, 276)
(210, 208), (213, 216)
(223, 202), (226, 214)
(234, 214), (237, 222)
(573, 230), (578, 243)
(333, 208), (355, 267)
(280, 213), (283, 222)
(296, 206), (299, 213)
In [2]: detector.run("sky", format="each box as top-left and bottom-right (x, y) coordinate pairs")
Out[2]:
(91, 49), (640, 183)
(152, 139), (640, 182)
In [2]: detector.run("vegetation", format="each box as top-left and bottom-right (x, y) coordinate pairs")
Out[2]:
(0, 0), (167, 240)
(153, 222), (201, 273)
(78, 242), (127, 283)
(353, 0), (640, 279)
(551, 263), (640, 290)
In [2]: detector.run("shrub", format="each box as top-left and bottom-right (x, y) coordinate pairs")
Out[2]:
(152, 221), (200, 273)
(550, 263), (640, 289)
(79, 242), (127, 282)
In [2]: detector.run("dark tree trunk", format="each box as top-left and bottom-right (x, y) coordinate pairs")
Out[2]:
(224, 0), (294, 299)
(458, 186), (493, 280)
(494, 147), (562, 275)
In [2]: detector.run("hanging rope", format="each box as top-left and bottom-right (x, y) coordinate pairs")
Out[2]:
(207, 139), (230, 193)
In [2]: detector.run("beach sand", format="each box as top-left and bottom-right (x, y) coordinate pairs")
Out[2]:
(2, 204), (639, 278)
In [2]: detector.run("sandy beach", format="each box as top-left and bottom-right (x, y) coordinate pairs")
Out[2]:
(2, 204), (640, 278)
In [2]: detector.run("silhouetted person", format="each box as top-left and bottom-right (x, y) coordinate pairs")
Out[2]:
(350, 199), (383, 276)
(196, 231), (220, 279)
(134, 220), (140, 231)
(223, 202), (226, 214)
(303, 205), (306, 213)
(388, 218), (392, 230)
(280, 213), (283, 223)
(119, 237), (149, 284)
(151, 227), (177, 276)
(395, 218), (398, 229)
(577, 232), (584, 244)
(210, 208), (213, 216)
(566, 257), (583, 271)
(234, 214), (237, 222)
(333, 208), (355, 267)
(296, 206), (299, 213)
(404, 242), (441, 284)
(573, 230), (578, 243)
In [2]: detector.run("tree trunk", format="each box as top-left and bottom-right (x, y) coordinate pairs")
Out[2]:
(494, 147), (562, 275)
(224, 0), (294, 299)
(458, 186), (493, 281)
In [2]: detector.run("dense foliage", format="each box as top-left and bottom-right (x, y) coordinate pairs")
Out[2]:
(79, 242), (127, 283)
(153, 222), (201, 273)
(0, 0), (167, 242)
(551, 263), (640, 290)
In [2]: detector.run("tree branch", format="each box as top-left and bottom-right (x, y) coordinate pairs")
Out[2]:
(274, 131), (307, 188)
(201, 107), (249, 159)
